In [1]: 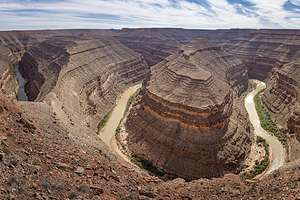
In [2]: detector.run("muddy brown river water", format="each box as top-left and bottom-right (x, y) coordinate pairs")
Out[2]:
(245, 80), (285, 175)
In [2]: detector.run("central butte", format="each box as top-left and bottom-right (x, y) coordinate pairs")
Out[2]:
(125, 39), (252, 179)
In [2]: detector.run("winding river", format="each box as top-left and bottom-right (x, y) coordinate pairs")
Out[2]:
(14, 64), (28, 101)
(99, 80), (285, 177)
(245, 80), (285, 175)
(98, 84), (142, 146)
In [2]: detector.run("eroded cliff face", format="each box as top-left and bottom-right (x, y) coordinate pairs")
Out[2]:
(16, 35), (149, 132)
(0, 94), (299, 200)
(1, 29), (300, 199)
(125, 40), (252, 179)
(114, 28), (253, 66)
(263, 62), (299, 119)
(288, 109), (300, 142)
(224, 30), (300, 145)
(0, 32), (37, 97)
(224, 30), (300, 85)
(19, 39), (71, 101)
(52, 36), (148, 131)
(263, 60), (300, 138)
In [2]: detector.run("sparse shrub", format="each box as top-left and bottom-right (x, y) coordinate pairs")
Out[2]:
(115, 127), (121, 135)
(254, 92), (288, 148)
(115, 92), (137, 136)
(241, 136), (270, 180)
(130, 155), (165, 177)
(97, 110), (112, 133)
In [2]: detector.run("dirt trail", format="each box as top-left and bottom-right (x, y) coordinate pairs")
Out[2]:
(245, 80), (285, 175)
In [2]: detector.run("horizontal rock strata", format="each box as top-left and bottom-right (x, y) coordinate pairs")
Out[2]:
(125, 40), (252, 179)
(263, 60), (300, 138)
(224, 30), (300, 144)
(0, 32), (37, 97)
(16, 35), (149, 132)
(114, 28), (253, 66)
(224, 30), (300, 89)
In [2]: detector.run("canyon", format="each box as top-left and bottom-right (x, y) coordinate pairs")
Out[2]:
(124, 39), (252, 179)
(0, 29), (299, 199)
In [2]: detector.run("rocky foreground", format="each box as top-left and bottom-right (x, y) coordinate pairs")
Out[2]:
(0, 29), (299, 199)
(0, 95), (299, 199)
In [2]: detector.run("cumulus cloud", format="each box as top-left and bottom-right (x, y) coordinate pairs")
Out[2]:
(0, 0), (299, 30)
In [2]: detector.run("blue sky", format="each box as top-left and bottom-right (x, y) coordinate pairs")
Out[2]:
(0, 0), (300, 30)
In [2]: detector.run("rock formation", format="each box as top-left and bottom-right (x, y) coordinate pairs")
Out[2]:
(224, 30), (300, 144)
(125, 39), (252, 179)
(264, 59), (300, 142)
(288, 109), (300, 141)
(1, 29), (300, 199)
(263, 60), (300, 123)
(0, 32), (37, 97)
(225, 30), (300, 80)
(114, 28), (253, 66)
(15, 34), (149, 132)
(0, 96), (299, 200)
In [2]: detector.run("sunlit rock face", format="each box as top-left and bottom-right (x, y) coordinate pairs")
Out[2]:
(223, 30), (300, 139)
(224, 30), (300, 88)
(125, 39), (252, 180)
(16, 33), (149, 132)
(264, 60), (300, 141)
(114, 28), (253, 66)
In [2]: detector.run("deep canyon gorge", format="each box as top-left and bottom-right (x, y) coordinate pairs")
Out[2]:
(0, 29), (300, 199)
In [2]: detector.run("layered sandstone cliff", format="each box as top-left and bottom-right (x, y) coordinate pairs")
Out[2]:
(114, 28), (253, 66)
(0, 32), (37, 97)
(125, 40), (252, 179)
(263, 60), (300, 140)
(263, 61), (300, 121)
(17, 35), (149, 132)
(224, 30), (300, 87)
(1, 29), (300, 199)
(224, 30), (300, 146)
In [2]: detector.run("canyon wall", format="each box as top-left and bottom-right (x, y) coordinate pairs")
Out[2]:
(1, 28), (300, 162)
(224, 30), (300, 85)
(0, 32), (38, 97)
(16, 34), (149, 132)
(223, 30), (300, 144)
(114, 28), (253, 66)
(264, 60), (300, 137)
(125, 39), (252, 179)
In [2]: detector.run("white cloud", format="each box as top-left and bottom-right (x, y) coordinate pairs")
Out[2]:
(0, 0), (299, 30)
(290, 0), (300, 6)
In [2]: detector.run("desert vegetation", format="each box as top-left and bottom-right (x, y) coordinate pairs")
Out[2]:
(254, 92), (288, 148)
(241, 136), (270, 180)
(130, 155), (166, 177)
(97, 110), (112, 133)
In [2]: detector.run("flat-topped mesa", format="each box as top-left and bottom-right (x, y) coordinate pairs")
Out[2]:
(125, 40), (251, 180)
